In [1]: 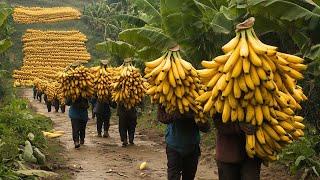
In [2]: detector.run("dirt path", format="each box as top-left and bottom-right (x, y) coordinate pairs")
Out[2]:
(22, 89), (217, 180)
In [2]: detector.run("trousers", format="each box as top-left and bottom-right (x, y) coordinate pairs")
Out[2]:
(119, 116), (136, 143)
(166, 145), (200, 180)
(96, 113), (111, 134)
(71, 118), (88, 143)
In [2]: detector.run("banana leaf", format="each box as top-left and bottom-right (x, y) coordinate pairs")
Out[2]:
(119, 26), (173, 51)
(96, 39), (136, 58)
(132, 0), (161, 25)
(113, 14), (147, 27)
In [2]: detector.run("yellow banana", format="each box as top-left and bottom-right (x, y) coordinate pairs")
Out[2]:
(207, 72), (223, 88)
(223, 44), (241, 73)
(263, 123), (281, 141)
(248, 45), (263, 66)
(249, 65), (260, 86)
(245, 104), (255, 122)
(242, 58), (251, 74)
(145, 53), (166, 68)
(244, 73), (255, 90)
(238, 75), (249, 92)
(222, 79), (234, 97)
(231, 58), (243, 78)
(239, 31), (249, 57)
(168, 68), (177, 87)
(277, 52), (303, 64)
(222, 33), (240, 53)
(255, 105), (263, 125)
(254, 87), (264, 105)
(222, 99), (231, 123)
(237, 106), (245, 121)
(233, 78), (242, 98)
(256, 127), (266, 144)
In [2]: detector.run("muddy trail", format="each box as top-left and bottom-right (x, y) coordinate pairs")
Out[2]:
(22, 89), (217, 180)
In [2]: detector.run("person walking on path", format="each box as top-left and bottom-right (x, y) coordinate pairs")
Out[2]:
(214, 114), (262, 180)
(94, 99), (116, 137)
(117, 103), (137, 147)
(33, 85), (37, 99)
(157, 105), (210, 180)
(43, 93), (52, 112)
(65, 61), (90, 149)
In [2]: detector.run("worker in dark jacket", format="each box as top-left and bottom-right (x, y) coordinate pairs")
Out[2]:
(66, 97), (89, 149)
(214, 114), (262, 180)
(117, 103), (137, 147)
(43, 94), (51, 112)
(37, 91), (43, 102)
(157, 105), (210, 180)
(94, 99), (116, 137)
(33, 86), (37, 99)
(52, 98), (60, 113)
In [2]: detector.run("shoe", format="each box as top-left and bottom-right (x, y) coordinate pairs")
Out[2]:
(74, 142), (80, 149)
(80, 140), (84, 145)
(97, 133), (102, 137)
(122, 142), (128, 147)
(103, 132), (110, 138)
(129, 141), (134, 145)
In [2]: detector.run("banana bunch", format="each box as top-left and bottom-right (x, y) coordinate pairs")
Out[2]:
(197, 19), (307, 161)
(44, 81), (60, 102)
(91, 66), (114, 101)
(111, 63), (147, 109)
(144, 50), (205, 123)
(57, 65), (95, 101)
(33, 78), (48, 92)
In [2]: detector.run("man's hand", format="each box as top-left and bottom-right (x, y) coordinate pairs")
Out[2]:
(239, 122), (256, 135)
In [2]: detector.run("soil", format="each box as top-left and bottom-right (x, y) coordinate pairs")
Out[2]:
(22, 88), (297, 180)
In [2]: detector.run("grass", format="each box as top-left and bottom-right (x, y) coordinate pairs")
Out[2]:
(0, 98), (53, 178)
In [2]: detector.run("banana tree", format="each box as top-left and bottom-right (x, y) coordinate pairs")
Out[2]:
(0, 3), (13, 55)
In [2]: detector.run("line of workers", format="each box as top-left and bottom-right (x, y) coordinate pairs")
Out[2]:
(32, 60), (262, 180)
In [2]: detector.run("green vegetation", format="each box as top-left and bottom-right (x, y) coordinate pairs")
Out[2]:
(280, 133), (320, 179)
(0, 98), (53, 178)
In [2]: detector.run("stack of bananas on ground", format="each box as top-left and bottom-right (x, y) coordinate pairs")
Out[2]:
(57, 65), (95, 101)
(111, 62), (147, 109)
(13, 6), (81, 24)
(197, 18), (307, 161)
(13, 29), (91, 86)
(91, 66), (114, 101)
(144, 49), (206, 123)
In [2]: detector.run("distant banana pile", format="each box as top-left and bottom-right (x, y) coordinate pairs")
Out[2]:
(144, 49), (205, 123)
(197, 18), (307, 161)
(13, 29), (91, 87)
(112, 63), (147, 109)
(13, 6), (81, 24)
(91, 66), (114, 101)
(57, 65), (94, 101)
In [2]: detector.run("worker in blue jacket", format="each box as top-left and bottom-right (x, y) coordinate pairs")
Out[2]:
(157, 105), (210, 180)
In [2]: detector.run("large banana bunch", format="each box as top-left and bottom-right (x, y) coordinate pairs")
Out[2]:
(13, 29), (91, 87)
(91, 66), (114, 101)
(111, 63), (147, 109)
(144, 49), (205, 123)
(13, 6), (81, 24)
(197, 18), (307, 161)
(57, 65), (95, 101)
